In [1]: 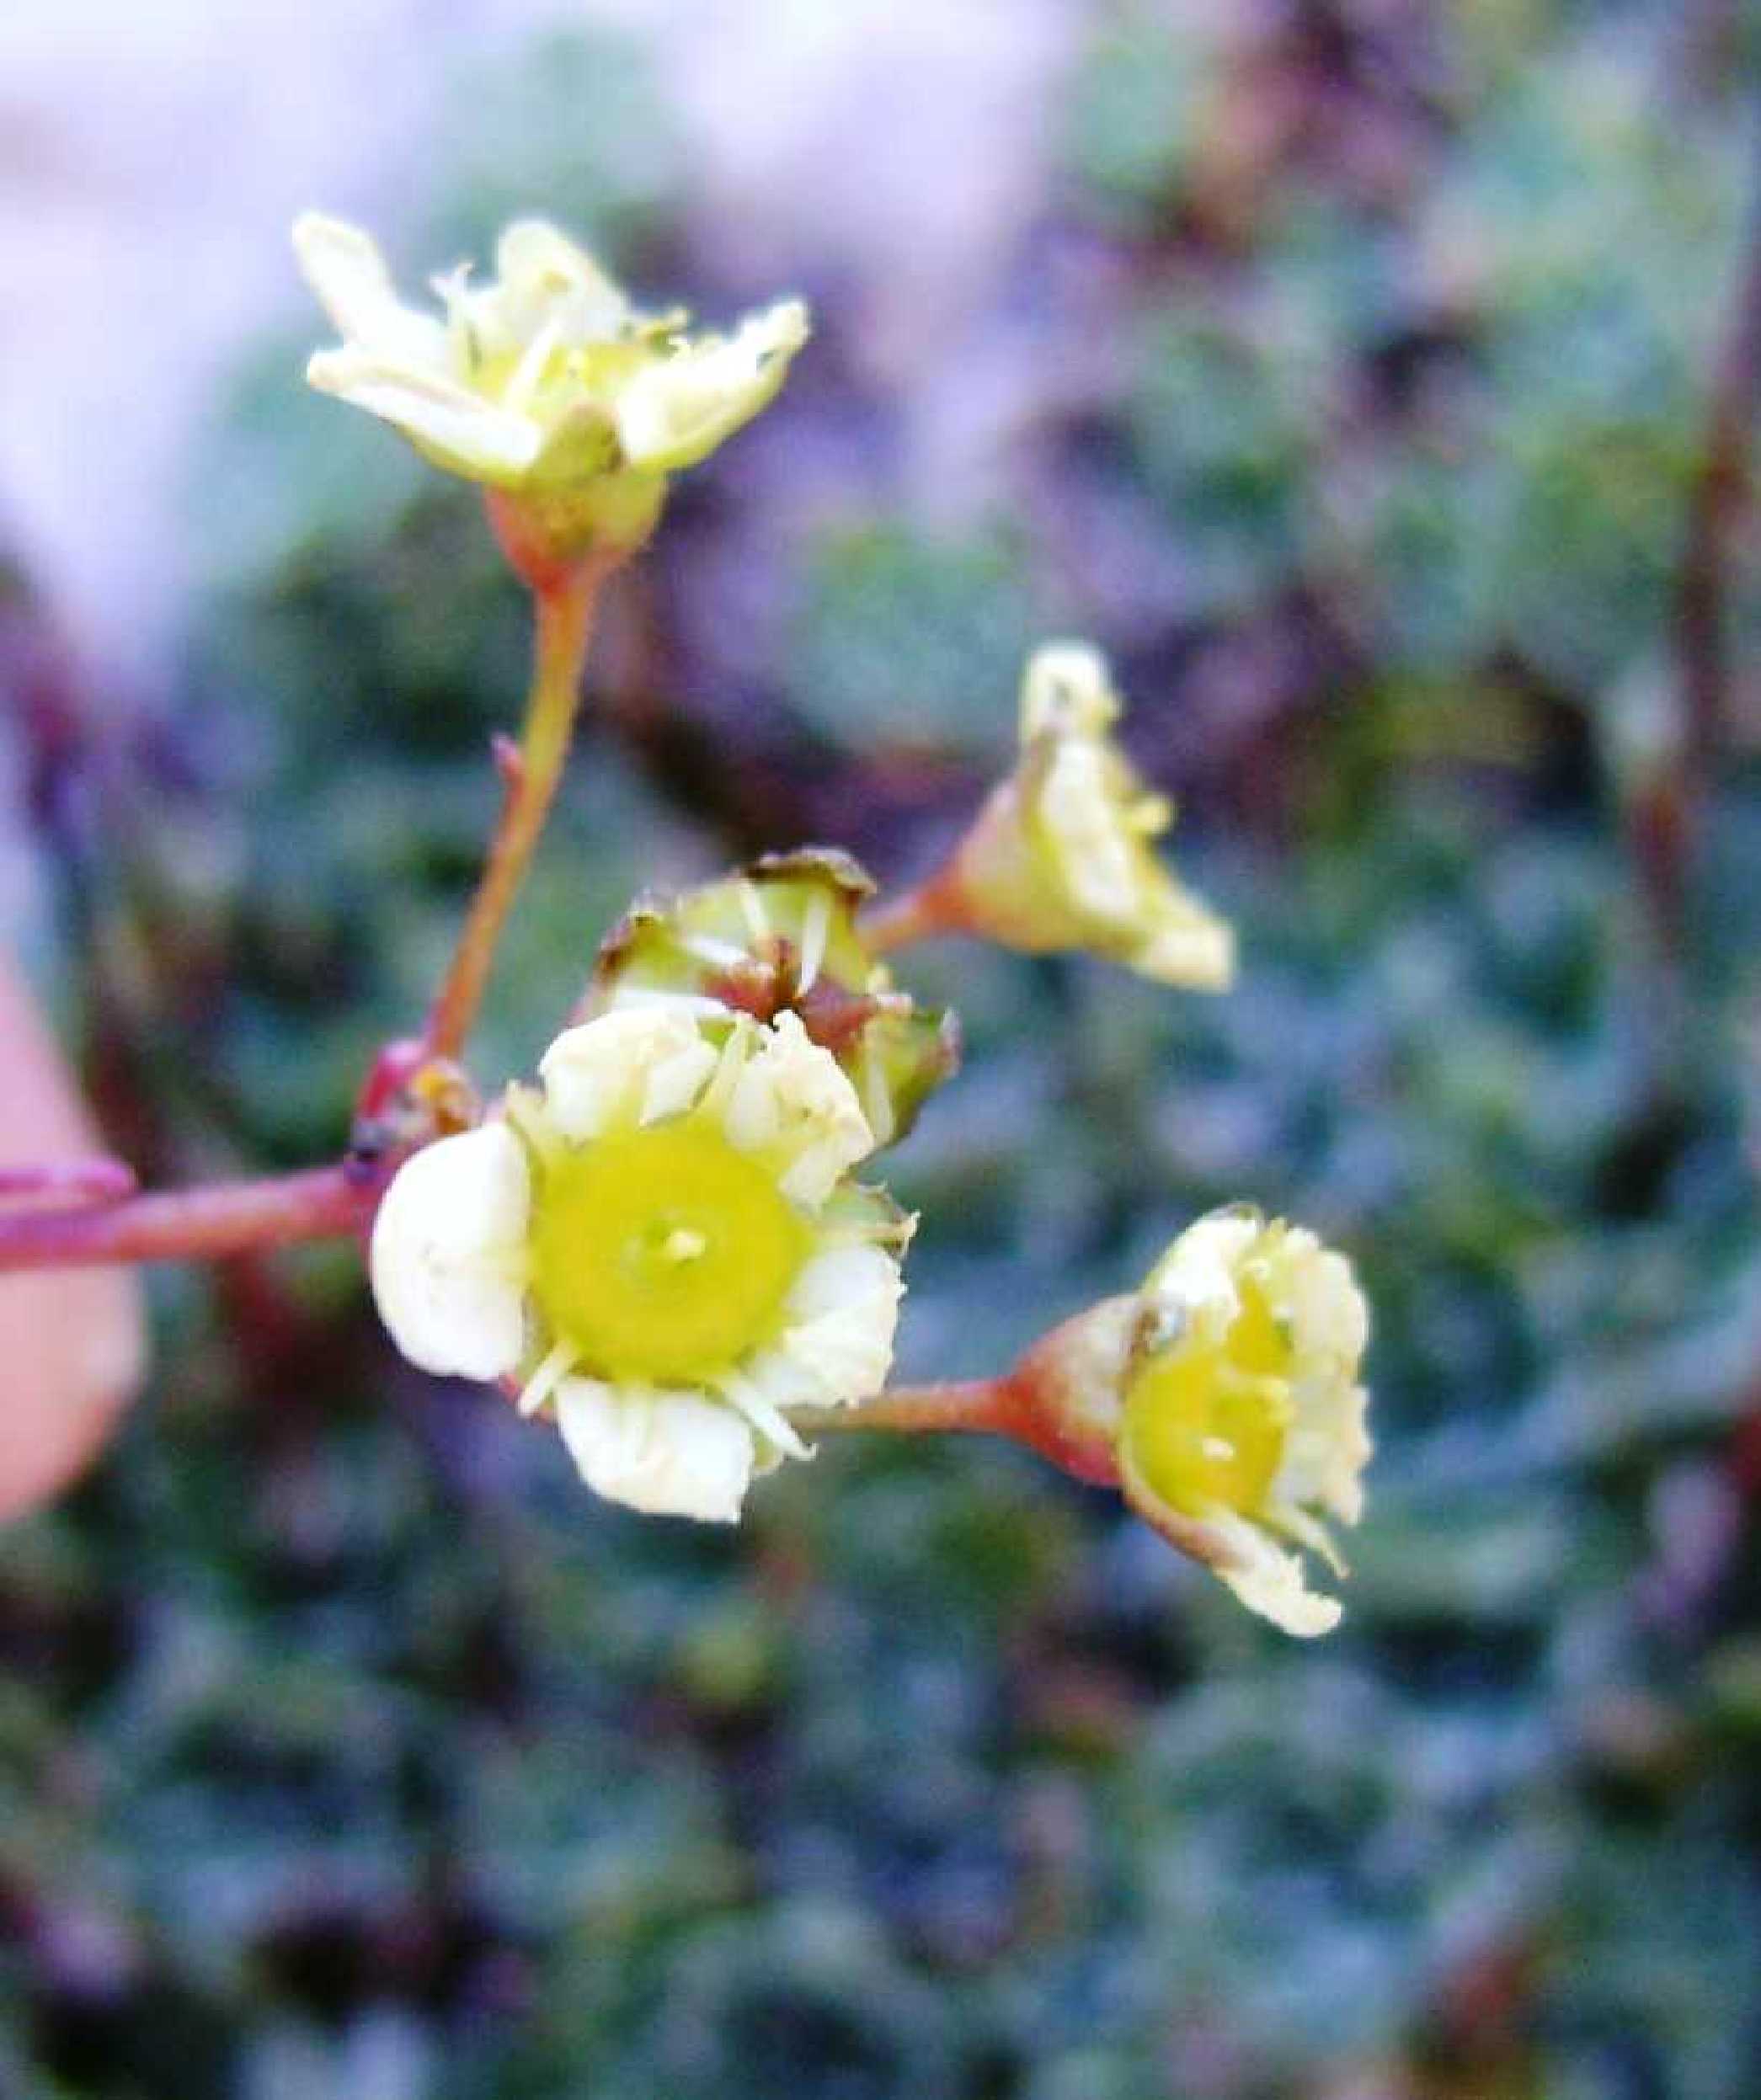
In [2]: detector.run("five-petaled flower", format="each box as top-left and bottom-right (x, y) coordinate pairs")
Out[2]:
(918, 642), (1235, 989)
(1012, 1207), (1369, 1634)
(293, 213), (808, 552)
(1118, 1210), (1370, 1634)
(370, 1007), (910, 1522)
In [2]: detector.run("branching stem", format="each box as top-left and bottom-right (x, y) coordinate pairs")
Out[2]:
(0, 1158), (136, 1204)
(0, 1163), (377, 1273)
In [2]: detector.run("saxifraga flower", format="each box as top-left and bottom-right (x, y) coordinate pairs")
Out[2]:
(370, 1008), (910, 1522)
(1013, 1207), (1370, 1634)
(294, 213), (808, 550)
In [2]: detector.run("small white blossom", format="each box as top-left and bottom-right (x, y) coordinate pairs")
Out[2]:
(1118, 1209), (1370, 1635)
(294, 213), (808, 531)
(370, 1008), (910, 1523)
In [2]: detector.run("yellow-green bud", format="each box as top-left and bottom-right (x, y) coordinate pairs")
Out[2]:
(586, 850), (959, 1147)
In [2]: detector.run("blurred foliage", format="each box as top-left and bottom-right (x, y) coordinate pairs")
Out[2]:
(4, 6), (1761, 2099)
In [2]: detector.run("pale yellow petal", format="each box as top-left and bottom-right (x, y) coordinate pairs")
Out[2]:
(1131, 910), (1236, 991)
(1038, 737), (1145, 926)
(554, 1376), (755, 1522)
(304, 347), (544, 480)
(616, 300), (809, 472)
(1020, 641), (1120, 739)
(293, 212), (450, 369)
(369, 1124), (531, 1379)
(1214, 1516), (1344, 1637)
(771, 1241), (903, 1405)
(537, 1008), (719, 1143)
(721, 1010), (874, 1206)
(493, 219), (631, 342)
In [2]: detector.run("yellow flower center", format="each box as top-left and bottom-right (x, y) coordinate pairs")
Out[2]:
(528, 1120), (810, 1385)
(470, 338), (650, 413)
(1122, 1276), (1294, 1517)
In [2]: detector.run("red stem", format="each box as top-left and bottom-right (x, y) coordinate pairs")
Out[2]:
(0, 1162), (376, 1272)
(423, 552), (611, 1062)
(798, 1364), (1125, 1488)
(859, 877), (958, 956)
(794, 1378), (1008, 1438)
(0, 1157), (136, 1204)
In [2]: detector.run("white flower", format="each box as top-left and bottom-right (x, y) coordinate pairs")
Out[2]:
(369, 1008), (910, 1523)
(294, 214), (808, 508)
(937, 642), (1234, 989)
(1117, 1209), (1370, 1635)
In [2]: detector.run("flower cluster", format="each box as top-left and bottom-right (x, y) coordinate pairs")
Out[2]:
(301, 211), (1373, 1634)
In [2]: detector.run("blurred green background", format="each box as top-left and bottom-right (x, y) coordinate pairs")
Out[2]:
(3, 3), (1760, 2096)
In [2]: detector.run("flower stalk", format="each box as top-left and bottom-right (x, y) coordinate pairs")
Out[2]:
(858, 882), (959, 957)
(0, 1157), (138, 1204)
(0, 1163), (378, 1272)
(792, 1364), (1123, 1485)
(424, 543), (613, 1062)
(791, 1378), (1006, 1438)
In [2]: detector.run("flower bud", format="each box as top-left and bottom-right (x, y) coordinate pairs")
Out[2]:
(921, 643), (1234, 989)
(586, 850), (959, 1146)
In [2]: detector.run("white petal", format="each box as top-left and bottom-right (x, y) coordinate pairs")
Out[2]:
(1284, 1234), (1371, 1366)
(616, 300), (809, 471)
(1133, 910), (1235, 991)
(639, 1032), (723, 1125)
(776, 1243), (903, 1403)
(1122, 1465), (1343, 1638)
(369, 1125), (530, 1380)
(537, 1008), (718, 1143)
(1020, 642), (1119, 739)
(1278, 1370), (1372, 1525)
(1142, 1209), (1260, 1339)
(722, 1010), (873, 1207)
(788, 1239), (903, 1322)
(293, 213), (451, 370)
(1257, 1229), (1373, 1522)
(493, 219), (630, 342)
(1207, 1511), (1343, 1638)
(733, 1243), (903, 1420)
(1038, 738), (1144, 927)
(554, 1378), (754, 1522)
(305, 348), (542, 480)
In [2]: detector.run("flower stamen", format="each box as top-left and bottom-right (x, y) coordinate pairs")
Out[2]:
(519, 1337), (580, 1419)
